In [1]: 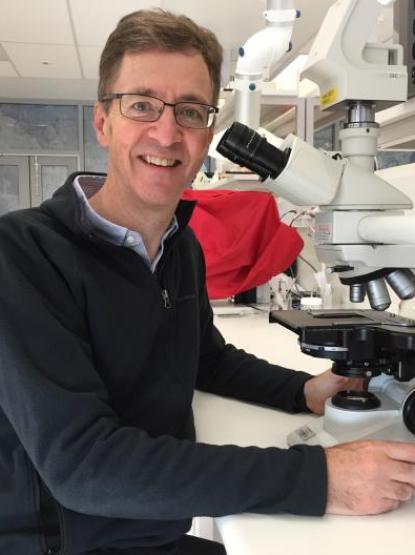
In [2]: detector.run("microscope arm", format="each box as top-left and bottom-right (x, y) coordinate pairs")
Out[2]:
(358, 215), (415, 245)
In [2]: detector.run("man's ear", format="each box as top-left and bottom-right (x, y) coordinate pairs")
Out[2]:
(93, 101), (110, 148)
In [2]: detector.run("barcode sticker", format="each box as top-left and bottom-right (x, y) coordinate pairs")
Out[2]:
(297, 425), (316, 442)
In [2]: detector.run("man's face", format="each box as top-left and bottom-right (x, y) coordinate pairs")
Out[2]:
(94, 49), (215, 212)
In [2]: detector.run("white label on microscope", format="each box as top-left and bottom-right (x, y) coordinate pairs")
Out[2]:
(297, 426), (316, 442)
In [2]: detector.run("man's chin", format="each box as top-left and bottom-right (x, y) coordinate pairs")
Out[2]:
(132, 183), (185, 210)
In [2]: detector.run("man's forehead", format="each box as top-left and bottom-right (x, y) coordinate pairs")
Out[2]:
(114, 50), (213, 102)
(119, 49), (207, 72)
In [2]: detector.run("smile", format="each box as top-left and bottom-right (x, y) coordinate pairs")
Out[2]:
(140, 155), (181, 167)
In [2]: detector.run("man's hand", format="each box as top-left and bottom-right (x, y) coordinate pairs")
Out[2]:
(304, 368), (364, 415)
(325, 440), (415, 515)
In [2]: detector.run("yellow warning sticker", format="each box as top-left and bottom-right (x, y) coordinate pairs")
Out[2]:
(320, 89), (337, 109)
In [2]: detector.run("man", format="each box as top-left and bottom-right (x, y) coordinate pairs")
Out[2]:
(0, 9), (414, 555)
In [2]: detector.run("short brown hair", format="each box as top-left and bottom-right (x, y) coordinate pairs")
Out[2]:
(98, 9), (223, 106)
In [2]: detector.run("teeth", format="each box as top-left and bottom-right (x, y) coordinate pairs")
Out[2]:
(143, 155), (177, 167)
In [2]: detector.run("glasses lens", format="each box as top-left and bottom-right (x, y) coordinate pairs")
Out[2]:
(175, 103), (214, 128)
(121, 95), (163, 121)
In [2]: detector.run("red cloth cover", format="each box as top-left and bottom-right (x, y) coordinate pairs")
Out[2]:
(182, 189), (303, 299)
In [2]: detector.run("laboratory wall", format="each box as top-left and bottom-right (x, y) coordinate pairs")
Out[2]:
(0, 103), (107, 169)
(0, 102), (108, 215)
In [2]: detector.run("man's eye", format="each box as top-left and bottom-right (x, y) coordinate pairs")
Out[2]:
(180, 106), (204, 121)
(131, 102), (152, 113)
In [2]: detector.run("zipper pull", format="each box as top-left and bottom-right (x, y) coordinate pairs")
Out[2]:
(162, 289), (172, 309)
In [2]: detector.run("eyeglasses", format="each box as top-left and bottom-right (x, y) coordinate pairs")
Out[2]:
(100, 93), (219, 129)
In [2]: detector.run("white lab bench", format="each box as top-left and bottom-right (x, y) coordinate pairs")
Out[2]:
(192, 309), (415, 555)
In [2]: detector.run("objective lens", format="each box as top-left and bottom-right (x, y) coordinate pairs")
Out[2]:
(386, 269), (415, 300)
(366, 278), (391, 311)
(350, 283), (365, 303)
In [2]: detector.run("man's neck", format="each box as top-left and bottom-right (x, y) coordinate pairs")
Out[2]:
(88, 179), (176, 263)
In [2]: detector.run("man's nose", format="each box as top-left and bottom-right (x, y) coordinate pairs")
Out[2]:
(147, 106), (183, 146)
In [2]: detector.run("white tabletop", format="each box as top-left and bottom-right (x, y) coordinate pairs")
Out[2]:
(193, 309), (415, 555)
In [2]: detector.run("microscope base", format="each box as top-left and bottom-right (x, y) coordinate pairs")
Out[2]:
(287, 384), (415, 447)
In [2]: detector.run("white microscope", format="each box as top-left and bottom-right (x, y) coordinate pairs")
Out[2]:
(217, 0), (415, 447)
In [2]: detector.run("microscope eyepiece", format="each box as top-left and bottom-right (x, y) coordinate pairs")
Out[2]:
(216, 122), (290, 181)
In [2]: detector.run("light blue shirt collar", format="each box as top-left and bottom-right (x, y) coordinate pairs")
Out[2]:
(73, 175), (179, 272)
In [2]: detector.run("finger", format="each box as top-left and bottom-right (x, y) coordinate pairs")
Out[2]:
(337, 498), (402, 516)
(378, 499), (401, 514)
(387, 481), (414, 502)
(347, 378), (366, 391)
(326, 368), (347, 382)
(391, 461), (415, 487)
(384, 441), (415, 464)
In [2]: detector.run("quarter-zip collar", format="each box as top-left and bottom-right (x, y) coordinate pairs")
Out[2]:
(41, 172), (197, 254)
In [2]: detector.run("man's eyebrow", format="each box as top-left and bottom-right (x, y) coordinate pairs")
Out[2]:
(177, 94), (211, 104)
(126, 88), (212, 105)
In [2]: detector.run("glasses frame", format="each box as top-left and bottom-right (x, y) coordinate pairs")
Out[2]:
(100, 92), (219, 129)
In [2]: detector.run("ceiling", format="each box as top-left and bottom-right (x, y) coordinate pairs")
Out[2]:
(0, 0), (345, 103)
(0, 0), (396, 133)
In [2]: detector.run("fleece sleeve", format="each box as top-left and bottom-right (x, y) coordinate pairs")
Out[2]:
(195, 246), (312, 413)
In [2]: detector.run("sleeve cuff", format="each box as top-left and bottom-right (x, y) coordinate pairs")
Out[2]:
(294, 373), (314, 413)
